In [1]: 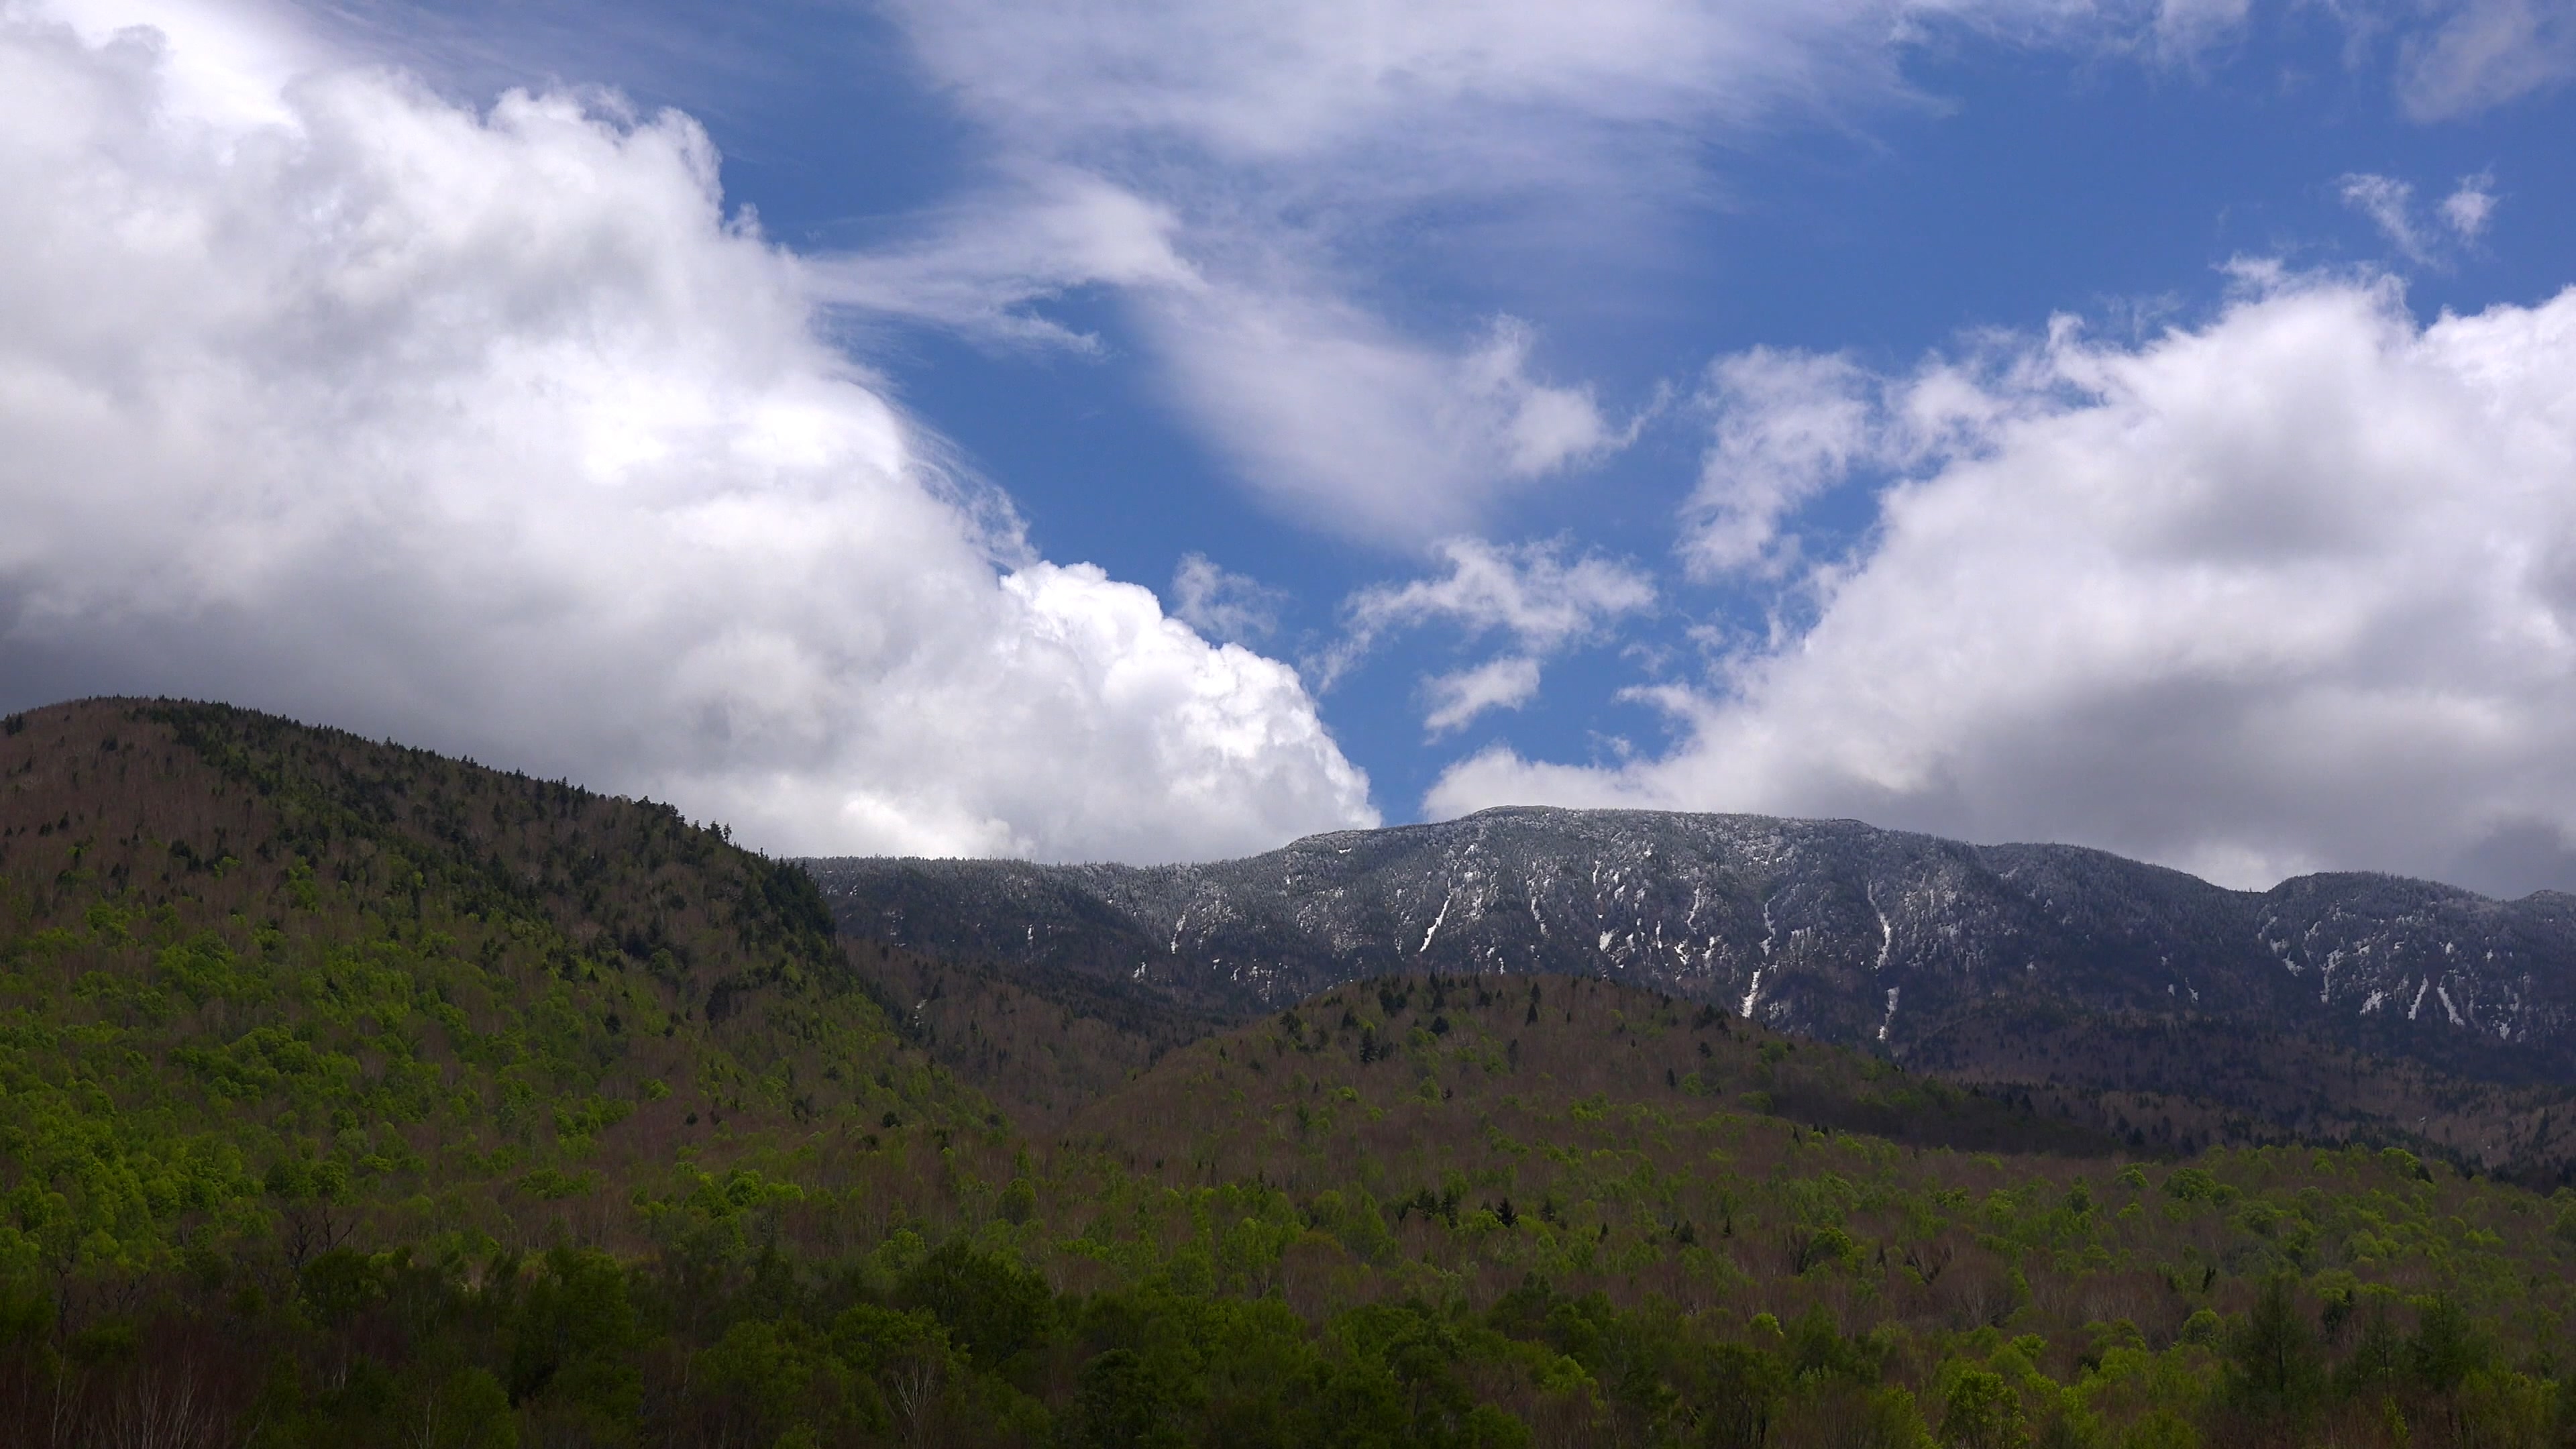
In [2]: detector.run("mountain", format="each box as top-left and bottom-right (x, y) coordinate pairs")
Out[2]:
(806, 808), (2576, 1177)
(0, 697), (989, 1278)
(9, 700), (2576, 1449)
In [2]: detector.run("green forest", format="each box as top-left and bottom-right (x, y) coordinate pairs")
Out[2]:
(4, 700), (2576, 1447)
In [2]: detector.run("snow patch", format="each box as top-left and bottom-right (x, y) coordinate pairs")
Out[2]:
(1421, 893), (1453, 954)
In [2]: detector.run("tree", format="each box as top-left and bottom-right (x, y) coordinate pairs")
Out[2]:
(409, 1366), (517, 1449)
(1939, 1370), (2026, 1449)
(1070, 1348), (1187, 1449)
(1697, 1342), (1784, 1448)
(896, 1239), (1055, 1372)
(504, 1248), (642, 1426)
(2222, 1275), (2324, 1422)
(2336, 1295), (2406, 1400)
(2411, 1295), (2489, 1397)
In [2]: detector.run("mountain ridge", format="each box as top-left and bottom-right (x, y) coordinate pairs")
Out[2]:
(806, 805), (2576, 1177)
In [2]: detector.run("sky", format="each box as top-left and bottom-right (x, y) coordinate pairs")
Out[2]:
(3, 0), (2575, 894)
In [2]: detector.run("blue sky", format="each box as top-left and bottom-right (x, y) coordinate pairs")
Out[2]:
(5, 0), (2576, 891)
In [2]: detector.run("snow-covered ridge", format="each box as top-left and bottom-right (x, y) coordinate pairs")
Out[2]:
(804, 806), (2576, 1073)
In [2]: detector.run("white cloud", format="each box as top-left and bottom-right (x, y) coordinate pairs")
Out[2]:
(853, 0), (2196, 544)
(2339, 172), (2431, 262)
(2394, 0), (2576, 119)
(806, 170), (1200, 350)
(883, 0), (1925, 175)
(1336, 539), (1658, 675)
(1326, 537), (1654, 735)
(0, 1), (1376, 862)
(1423, 657), (1543, 737)
(1685, 348), (1884, 578)
(1169, 553), (1285, 646)
(2441, 172), (2499, 240)
(1143, 299), (1620, 541)
(1431, 276), (2576, 896)
(2152, 0), (2255, 58)
(2337, 169), (2504, 268)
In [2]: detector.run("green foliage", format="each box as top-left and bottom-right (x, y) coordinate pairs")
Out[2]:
(1940, 1369), (2026, 1449)
(1069, 1348), (1188, 1449)
(7, 706), (2576, 1447)
(0, 700), (978, 1287)
(896, 1238), (1055, 1372)
(2220, 1275), (2324, 1421)
(2410, 1293), (2490, 1395)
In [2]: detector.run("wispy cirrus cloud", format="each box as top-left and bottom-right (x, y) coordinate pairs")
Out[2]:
(2349, 170), (2504, 269)
(2393, 0), (2576, 119)
(845, 0), (2268, 547)
(2339, 169), (2504, 265)
(1169, 553), (1287, 647)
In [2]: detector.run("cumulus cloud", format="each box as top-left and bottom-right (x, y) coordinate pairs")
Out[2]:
(0, 1), (1376, 862)
(1431, 276), (2576, 896)
(1327, 538), (1654, 735)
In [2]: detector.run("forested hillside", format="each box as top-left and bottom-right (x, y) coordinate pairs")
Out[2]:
(3, 701), (2575, 1448)
(0, 699), (983, 1278)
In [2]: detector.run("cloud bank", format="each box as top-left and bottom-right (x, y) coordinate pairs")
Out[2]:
(0, 1), (1376, 861)
(1434, 276), (2576, 895)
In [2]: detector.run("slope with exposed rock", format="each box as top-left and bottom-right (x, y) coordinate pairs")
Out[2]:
(808, 808), (2576, 1177)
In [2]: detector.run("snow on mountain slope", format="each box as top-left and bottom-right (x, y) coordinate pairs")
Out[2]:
(804, 807), (2576, 1078)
